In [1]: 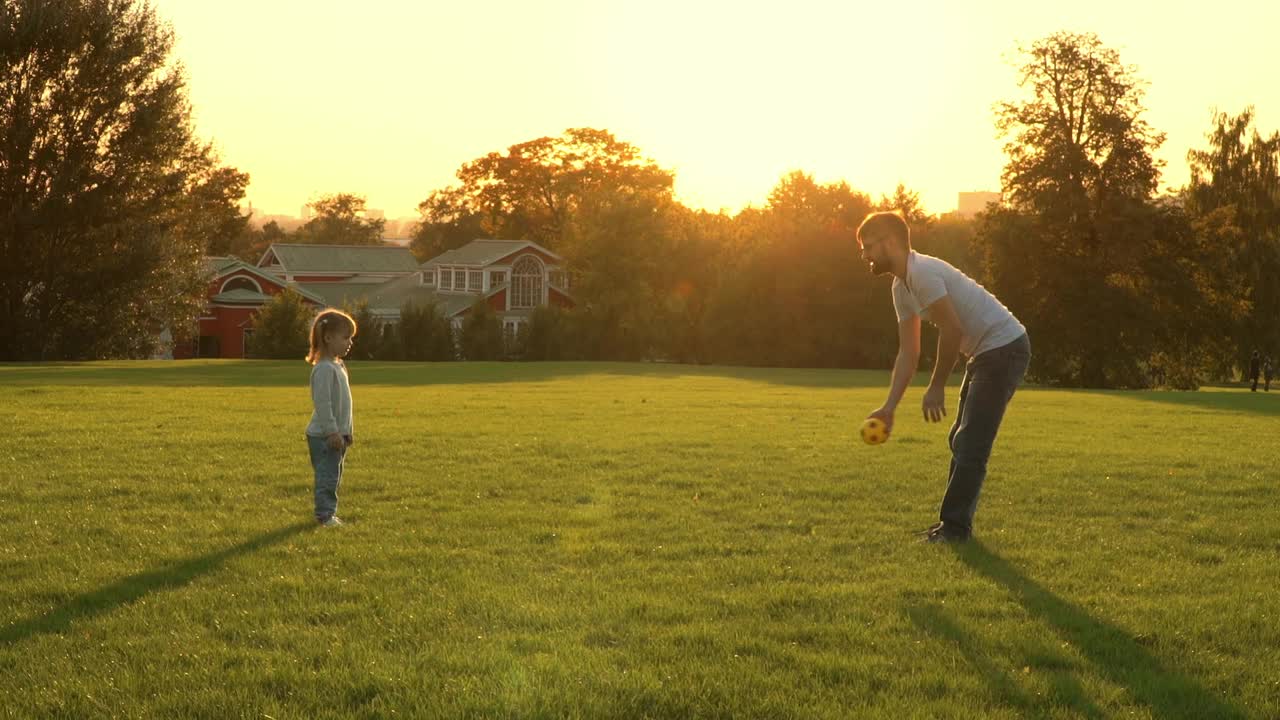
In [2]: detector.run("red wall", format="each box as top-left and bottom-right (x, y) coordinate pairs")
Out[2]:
(488, 289), (507, 311)
(204, 306), (257, 358)
(549, 287), (574, 309)
(177, 269), (312, 358)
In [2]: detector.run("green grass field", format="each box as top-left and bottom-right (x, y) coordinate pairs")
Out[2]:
(3, 360), (1278, 719)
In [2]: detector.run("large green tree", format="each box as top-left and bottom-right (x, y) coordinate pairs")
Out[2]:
(704, 172), (888, 368)
(1185, 108), (1280, 375)
(408, 185), (486, 262)
(1, 0), (241, 359)
(294, 193), (385, 246)
(980, 32), (1188, 387)
(413, 128), (674, 255)
(182, 164), (251, 258)
(556, 188), (674, 360)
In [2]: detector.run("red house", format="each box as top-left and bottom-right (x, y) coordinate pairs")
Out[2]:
(173, 240), (573, 358)
(418, 240), (575, 339)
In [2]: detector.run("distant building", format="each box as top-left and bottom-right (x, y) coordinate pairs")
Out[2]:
(956, 191), (1001, 218)
(382, 217), (419, 238)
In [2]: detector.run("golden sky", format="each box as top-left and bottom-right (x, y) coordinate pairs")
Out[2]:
(155, 0), (1277, 221)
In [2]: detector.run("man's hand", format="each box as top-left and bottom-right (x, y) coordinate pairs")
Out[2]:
(922, 384), (947, 423)
(326, 433), (345, 451)
(868, 406), (895, 438)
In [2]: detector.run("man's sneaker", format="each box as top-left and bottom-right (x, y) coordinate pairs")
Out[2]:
(914, 521), (944, 536)
(318, 516), (344, 527)
(923, 522), (969, 544)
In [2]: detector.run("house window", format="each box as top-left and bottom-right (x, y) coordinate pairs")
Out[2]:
(220, 276), (260, 294)
(454, 270), (466, 291)
(511, 255), (543, 308)
(423, 270), (435, 286)
(439, 268), (452, 290)
(490, 271), (506, 285)
(549, 270), (567, 289)
(469, 271), (483, 292)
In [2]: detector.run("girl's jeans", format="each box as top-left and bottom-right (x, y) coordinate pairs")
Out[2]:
(307, 435), (348, 521)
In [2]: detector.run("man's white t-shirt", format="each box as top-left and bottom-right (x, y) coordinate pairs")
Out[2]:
(892, 251), (1025, 357)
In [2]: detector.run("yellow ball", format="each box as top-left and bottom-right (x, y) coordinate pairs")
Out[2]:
(861, 417), (888, 445)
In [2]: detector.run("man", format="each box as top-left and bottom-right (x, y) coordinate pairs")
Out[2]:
(1249, 351), (1261, 392)
(858, 211), (1030, 543)
(1264, 355), (1273, 392)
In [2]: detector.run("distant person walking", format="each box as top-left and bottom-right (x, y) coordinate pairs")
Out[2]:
(1265, 356), (1273, 392)
(306, 309), (357, 527)
(1249, 350), (1261, 392)
(857, 211), (1030, 544)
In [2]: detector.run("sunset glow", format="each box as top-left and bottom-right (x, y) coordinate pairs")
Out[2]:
(155, 0), (1279, 220)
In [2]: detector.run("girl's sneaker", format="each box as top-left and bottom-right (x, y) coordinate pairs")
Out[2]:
(319, 516), (344, 527)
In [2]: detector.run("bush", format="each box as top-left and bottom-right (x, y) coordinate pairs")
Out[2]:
(345, 299), (383, 360)
(524, 305), (567, 360)
(248, 287), (313, 359)
(1147, 350), (1204, 391)
(398, 300), (455, 361)
(459, 298), (503, 360)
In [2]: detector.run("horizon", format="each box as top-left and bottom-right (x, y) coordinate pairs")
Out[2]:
(155, 0), (1278, 220)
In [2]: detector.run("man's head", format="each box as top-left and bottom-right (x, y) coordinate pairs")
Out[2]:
(856, 211), (910, 276)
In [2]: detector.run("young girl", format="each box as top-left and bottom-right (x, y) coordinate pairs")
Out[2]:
(305, 309), (357, 527)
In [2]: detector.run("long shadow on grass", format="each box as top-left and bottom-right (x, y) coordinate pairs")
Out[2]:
(904, 602), (1105, 718)
(0, 522), (311, 647)
(951, 541), (1245, 719)
(1034, 384), (1280, 418)
(1127, 388), (1280, 417)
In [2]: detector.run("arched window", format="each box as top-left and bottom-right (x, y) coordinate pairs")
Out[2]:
(220, 276), (260, 294)
(511, 255), (543, 308)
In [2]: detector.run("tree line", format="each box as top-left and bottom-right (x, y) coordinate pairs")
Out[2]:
(2, 1), (1276, 389)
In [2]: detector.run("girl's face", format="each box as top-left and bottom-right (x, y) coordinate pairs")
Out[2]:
(324, 327), (354, 358)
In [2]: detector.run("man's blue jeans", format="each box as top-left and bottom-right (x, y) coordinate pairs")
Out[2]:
(307, 435), (347, 521)
(940, 334), (1031, 536)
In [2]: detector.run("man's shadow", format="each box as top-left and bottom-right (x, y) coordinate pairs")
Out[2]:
(904, 601), (1106, 718)
(2, 522), (312, 646)
(908, 540), (1245, 719)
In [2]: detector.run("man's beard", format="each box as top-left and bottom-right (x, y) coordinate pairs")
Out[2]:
(869, 259), (891, 276)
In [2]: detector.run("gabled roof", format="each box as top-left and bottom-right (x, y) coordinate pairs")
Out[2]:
(207, 256), (284, 287)
(362, 273), (433, 310)
(363, 274), (493, 318)
(422, 239), (562, 268)
(205, 257), (328, 305)
(293, 282), (389, 309)
(206, 256), (241, 274)
(259, 243), (419, 274)
(210, 288), (273, 304)
(437, 292), (487, 318)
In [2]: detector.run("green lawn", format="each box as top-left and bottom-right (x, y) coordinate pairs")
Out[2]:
(2, 360), (1278, 719)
